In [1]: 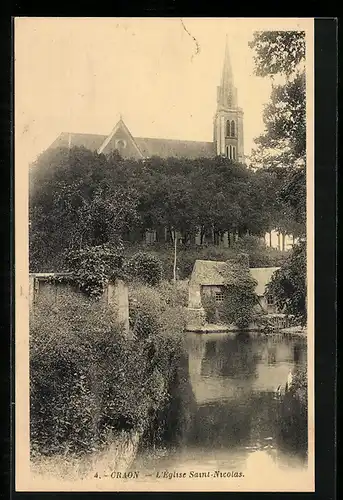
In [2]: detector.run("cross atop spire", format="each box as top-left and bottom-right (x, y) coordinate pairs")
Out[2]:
(217, 35), (238, 109)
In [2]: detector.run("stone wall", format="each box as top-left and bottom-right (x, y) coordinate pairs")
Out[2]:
(29, 273), (129, 333)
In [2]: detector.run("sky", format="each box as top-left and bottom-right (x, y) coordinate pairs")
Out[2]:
(15, 18), (312, 167)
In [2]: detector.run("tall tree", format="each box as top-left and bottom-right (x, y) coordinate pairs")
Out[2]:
(29, 146), (138, 271)
(249, 31), (306, 237)
(249, 32), (307, 324)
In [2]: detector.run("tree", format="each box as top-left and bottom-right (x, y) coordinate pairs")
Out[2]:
(266, 240), (306, 325)
(249, 31), (306, 238)
(125, 251), (163, 286)
(249, 31), (306, 78)
(29, 146), (139, 271)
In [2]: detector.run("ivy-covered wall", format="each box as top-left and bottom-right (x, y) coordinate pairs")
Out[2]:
(29, 274), (129, 332)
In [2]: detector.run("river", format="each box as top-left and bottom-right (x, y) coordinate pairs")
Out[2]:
(133, 331), (309, 490)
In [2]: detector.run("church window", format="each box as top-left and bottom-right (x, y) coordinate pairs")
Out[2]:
(115, 139), (127, 149)
(231, 120), (236, 137)
(232, 146), (236, 160)
(226, 145), (230, 158)
(226, 120), (231, 137)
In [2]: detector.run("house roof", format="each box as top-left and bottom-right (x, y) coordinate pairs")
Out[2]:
(190, 260), (279, 296)
(191, 260), (228, 286)
(48, 130), (215, 159)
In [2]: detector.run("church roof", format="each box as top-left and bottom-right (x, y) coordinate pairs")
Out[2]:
(48, 130), (215, 160)
(134, 137), (214, 159)
(49, 132), (106, 152)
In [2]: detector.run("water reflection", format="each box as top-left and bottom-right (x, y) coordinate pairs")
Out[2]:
(136, 332), (308, 478)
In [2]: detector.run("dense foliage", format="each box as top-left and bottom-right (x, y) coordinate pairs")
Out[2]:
(30, 146), (296, 273)
(201, 293), (218, 324)
(30, 282), (187, 457)
(125, 251), (163, 286)
(64, 243), (125, 299)
(219, 259), (258, 329)
(129, 280), (188, 340)
(290, 365), (307, 406)
(124, 239), (287, 281)
(248, 30), (307, 327)
(249, 31), (306, 238)
(266, 240), (306, 325)
(29, 147), (138, 271)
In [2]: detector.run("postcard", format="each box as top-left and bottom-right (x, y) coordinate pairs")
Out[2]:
(15, 17), (314, 492)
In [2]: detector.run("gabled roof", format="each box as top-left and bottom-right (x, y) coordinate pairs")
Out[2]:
(49, 132), (106, 152)
(97, 119), (144, 157)
(190, 259), (279, 296)
(47, 120), (215, 159)
(190, 260), (227, 286)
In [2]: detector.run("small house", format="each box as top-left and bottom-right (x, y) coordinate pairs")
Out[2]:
(187, 259), (280, 330)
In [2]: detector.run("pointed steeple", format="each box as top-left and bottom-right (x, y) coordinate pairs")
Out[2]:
(213, 36), (244, 161)
(217, 35), (238, 109)
(221, 35), (234, 88)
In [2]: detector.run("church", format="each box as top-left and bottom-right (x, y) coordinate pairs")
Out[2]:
(49, 38), (244, 164)
(47, 38), (293, 251)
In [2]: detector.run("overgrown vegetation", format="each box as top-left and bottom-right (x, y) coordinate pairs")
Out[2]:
(248, 30), (307, 328)
(201, 293), (218, 324)
(266, 240), (306, 326)
(125, 251), (163, 286)
(64, 243), (125, 299)
(279, 363), (308, 455)
(30, 281), (188, 458)
(218, 259), (259, 329)
(124, 238), (287, 281)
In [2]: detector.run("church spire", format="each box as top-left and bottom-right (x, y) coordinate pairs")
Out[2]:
(213, 36), (244, 161)
(217, 35), (238, 109)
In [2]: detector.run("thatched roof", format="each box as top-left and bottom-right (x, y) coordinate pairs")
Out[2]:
(190, 260), (227, 286)
(190, 260), (279, 297)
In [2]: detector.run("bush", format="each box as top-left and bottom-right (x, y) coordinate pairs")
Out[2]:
(266, 240), (306, 325)
(290, 365), (307, 406)
(30, 293), (175, 457)
(64, 243), (125, 299)
(129, 280), (187, 340)
(125, 251), (163, 286)
(127, 280), (188, 448)
(218, 261), (259, 329)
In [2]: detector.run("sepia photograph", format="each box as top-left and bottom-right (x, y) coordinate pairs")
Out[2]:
(15, 17), (314, 492)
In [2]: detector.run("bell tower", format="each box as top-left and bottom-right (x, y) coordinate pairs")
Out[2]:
(213, 36), (244, 162)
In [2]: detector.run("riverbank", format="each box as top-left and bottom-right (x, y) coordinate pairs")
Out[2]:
(186, 323), (307, 336)
(30, 430), (141, 483)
